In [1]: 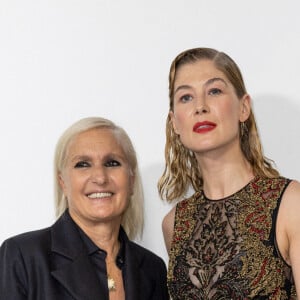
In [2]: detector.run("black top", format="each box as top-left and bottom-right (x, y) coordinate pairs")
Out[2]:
(0, 210), (169, 300)
(75, 213), (126, 289)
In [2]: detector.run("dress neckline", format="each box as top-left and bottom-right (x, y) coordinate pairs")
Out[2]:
(202, 175), (258, 202)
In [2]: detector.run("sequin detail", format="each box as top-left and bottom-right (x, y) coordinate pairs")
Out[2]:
(168, 177), (296, 299)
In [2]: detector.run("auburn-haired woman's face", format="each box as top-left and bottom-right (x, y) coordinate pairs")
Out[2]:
(170, 59), (250, 155)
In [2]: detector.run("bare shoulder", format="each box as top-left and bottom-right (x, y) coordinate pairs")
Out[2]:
(281, 179), (300, 210)
(278, 180), (300, 261)
(281, 180), (300, 295)
(162, 205), (177, 255)
(280, 180), (300, 228)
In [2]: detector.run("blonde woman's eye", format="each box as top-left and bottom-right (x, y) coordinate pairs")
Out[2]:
(105, 160), (121, 167)
(74, 161), (90, 168)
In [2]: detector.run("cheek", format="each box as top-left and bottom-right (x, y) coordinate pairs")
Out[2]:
(61, 178), (73, 198)
(61, 173), (81, 197)
(121, 176), (132, 193)
(118, 174), (133, 198)
(172, 109), (191, 132)
(216, 101), (240, 122)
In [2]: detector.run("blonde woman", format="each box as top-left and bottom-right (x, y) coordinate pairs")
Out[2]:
(1, 117), (168, 300)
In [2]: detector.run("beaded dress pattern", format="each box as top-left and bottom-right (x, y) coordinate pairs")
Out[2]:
(168, 177), (297, 299)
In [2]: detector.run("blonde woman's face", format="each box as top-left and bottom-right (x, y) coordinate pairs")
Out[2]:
(59, 128), (134, 228)
(170, 59), (250, 156)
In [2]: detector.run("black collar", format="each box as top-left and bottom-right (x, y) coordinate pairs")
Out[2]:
(74, 213), (126, 268)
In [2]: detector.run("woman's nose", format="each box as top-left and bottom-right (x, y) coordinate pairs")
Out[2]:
(195, 104), (210, 114)
(195, 97), (210, 115)
(91, 167), (107, 185)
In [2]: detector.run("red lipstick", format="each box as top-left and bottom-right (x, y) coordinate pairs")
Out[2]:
(193, 121), (216, 133)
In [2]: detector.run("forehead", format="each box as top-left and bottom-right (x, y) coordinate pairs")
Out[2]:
(174, 59), (227, 86)
(67, 128), (123, 155)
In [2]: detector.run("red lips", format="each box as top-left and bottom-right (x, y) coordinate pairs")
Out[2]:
(193, 121), (216, 133)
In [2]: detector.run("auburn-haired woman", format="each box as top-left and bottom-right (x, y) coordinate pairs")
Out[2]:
(159, 48), (300, 299)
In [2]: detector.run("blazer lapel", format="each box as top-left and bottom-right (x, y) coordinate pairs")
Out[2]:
(51, 254), (107, 300)
(124, 239), (166, 300)
(123, 242), (141, 300)
(50, 212), (108, 300)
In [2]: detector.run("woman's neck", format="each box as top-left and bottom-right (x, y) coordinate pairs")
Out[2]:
(69, 212), (121, 257)
(196, 147), (254, 200)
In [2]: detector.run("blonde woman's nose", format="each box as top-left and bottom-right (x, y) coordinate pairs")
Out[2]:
(91, 167), (108, 185)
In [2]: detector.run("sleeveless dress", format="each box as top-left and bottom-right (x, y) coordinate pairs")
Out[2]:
(168, 176), (297, 299)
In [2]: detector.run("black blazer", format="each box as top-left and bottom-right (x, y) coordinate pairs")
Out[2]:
(0, 212), (169, 300)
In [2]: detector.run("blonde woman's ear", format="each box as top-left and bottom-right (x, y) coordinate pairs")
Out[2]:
(58, 173), (66, 193)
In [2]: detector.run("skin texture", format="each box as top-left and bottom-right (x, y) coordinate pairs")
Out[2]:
(163, 59), (300, 296)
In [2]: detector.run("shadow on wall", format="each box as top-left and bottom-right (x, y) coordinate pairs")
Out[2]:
(252, 94), (300, 180)
(139, 162), (173, 265)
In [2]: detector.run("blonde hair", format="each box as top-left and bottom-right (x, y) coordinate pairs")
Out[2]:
(54, 117), (144, 239)
(158, 47), (279, 202)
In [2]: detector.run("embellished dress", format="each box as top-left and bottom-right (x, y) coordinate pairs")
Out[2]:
(168, 176), (297, 299)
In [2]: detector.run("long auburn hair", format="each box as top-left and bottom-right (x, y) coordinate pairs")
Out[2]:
(158, 47), (279, 202)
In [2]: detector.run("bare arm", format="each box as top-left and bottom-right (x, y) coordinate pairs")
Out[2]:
(162, 206), (176, 255)
(278, 180), (300, 296)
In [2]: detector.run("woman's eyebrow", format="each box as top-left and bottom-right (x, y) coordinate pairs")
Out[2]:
(174, 77), (228, 95)
(204, 77), (228, 87)
(174, 84), (192, 95)
(70, 155), (90, 162)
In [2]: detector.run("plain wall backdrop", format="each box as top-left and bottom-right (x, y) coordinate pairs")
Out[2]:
(1, 0), (300, 264)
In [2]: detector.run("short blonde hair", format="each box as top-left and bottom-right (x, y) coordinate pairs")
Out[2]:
(54, 117), (144, 239)
(158, 47), (279, 202)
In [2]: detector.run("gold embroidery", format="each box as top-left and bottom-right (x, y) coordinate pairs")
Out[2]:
(168, 192), (200, 283)
(168, 177), (295, 299)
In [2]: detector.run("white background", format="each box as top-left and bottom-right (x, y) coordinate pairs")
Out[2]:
(1, 0), (300, 264)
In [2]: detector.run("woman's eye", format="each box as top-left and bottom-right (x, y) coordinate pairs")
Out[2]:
(180, 94), (193, 103)
(208, 88), (222, 96)
(74, 161), (90, 168)
(105, 160), (121, 167)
